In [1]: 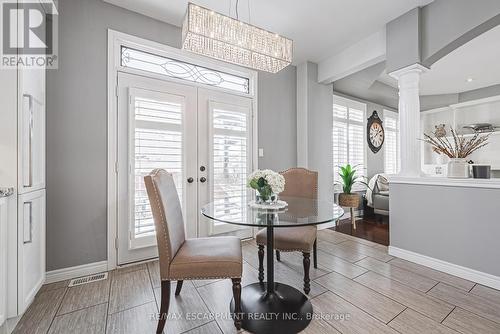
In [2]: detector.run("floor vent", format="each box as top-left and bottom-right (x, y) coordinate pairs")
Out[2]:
(68, 272), (108, 287)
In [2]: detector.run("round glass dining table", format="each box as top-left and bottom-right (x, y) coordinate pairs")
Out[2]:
(201, 196), (344, 334)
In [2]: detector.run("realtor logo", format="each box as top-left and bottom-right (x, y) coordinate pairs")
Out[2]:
(1, 0), (58, 68)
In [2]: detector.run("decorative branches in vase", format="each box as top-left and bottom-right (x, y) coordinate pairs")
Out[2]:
(421, 126), (490, 178)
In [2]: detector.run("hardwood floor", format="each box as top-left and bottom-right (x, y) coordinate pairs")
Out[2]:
(11, 229), (500, 334)
(333, 215), (390, 246)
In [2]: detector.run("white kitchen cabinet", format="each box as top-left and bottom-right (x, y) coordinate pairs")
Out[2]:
(17, 190), (46, 313)
(0, 0), (48, 321)
(18, 69), (46, 195)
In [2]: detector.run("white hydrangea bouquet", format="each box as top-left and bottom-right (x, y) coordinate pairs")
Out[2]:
(247, 169), (285, 204)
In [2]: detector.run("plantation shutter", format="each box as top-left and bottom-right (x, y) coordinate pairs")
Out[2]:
(133, 96), (184, 238)
(384, 109), (400, 174)
(332, 96), (367, 192)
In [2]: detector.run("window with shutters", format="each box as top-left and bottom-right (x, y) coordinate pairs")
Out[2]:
(333, 95), (367, 192)
(384, 109), (400, 174)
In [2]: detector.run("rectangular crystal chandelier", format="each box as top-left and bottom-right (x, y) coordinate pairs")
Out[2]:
(182, 3), (293, 73)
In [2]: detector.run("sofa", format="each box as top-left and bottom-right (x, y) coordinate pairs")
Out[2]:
(366, 174), (389, 216)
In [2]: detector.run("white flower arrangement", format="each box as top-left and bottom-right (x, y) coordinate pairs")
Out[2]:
(247, 169), (285, 194)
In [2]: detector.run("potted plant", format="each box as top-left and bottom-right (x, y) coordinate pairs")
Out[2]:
(336, 164), (366, 208)
(422, 126), (489, 178)
(248, 169), (285, 204)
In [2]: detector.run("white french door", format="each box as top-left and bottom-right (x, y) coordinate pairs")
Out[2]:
(197, 89), (254, 239)
(116, 73), (254, 265)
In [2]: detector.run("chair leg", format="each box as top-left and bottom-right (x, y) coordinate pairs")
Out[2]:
(258, 245), (264, 283)
(232, 278), (242, 330)
(276, 250), (281, 261)
(313, 239), (318, 269)
(157, 280), (171, 334)
(175, 280), (183, 296)
(302, 252), (311, 295)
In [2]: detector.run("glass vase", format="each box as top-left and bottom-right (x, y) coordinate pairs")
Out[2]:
(256, 192), (278, 204)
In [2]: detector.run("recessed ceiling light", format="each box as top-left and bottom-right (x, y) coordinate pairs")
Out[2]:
(466, 78), (474, 82)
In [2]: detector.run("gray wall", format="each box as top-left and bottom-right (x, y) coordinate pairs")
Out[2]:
(258, 67), (297, 171)
(305, 62), (334, 203)
(386, 0), (500, 72)
(390, 183), (500, 277)
(459, 84), (500, 103)
(420, 84), (500, 111)
(47, 0), (181, 271)
(421, 0), (500, 66)
(47, 0), (297, 270)
(386, 7), (422, 73)
(333, 61), (399, 109)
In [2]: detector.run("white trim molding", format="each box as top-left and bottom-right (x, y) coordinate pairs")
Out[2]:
(45, 261), (108, 284)
(388, 63), (429, 80)
(450, 94), (500, 109)
(389, 246), (500, 290)
(389, 176), (500, 189)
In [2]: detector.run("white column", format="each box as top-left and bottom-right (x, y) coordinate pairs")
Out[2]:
(390, 64), (428, 177)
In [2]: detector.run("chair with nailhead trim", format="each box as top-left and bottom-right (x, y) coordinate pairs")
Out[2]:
(144, 169), (243, 333)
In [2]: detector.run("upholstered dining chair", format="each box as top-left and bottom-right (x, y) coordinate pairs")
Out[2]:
(255, 167), (318, 294)
(144, 169), (243, 333)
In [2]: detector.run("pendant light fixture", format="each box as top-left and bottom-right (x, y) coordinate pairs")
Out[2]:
(181, 2), (293, 73)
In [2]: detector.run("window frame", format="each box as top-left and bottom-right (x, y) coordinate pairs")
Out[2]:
(332, 95), (368, 193)
(120, 46), (251, 94)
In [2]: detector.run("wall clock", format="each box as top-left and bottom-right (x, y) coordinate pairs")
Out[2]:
(367, 111), (384, 153)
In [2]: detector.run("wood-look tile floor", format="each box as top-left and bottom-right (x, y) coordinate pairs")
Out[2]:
(11, 230), (500, 334)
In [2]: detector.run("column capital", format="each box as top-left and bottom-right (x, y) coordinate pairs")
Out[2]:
(389, 63), (429, 80)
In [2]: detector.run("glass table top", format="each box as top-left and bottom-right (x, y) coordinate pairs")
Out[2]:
(201, 196), (344, 228)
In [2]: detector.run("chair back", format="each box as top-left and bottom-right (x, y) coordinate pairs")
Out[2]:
(144, 169), (186, 279)
(280, 168), (318, 199)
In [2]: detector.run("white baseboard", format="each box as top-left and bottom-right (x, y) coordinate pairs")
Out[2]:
(45, 261), (108, 284)
(389, 246), (500, 290)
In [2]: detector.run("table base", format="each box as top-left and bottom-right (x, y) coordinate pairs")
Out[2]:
(230, 282), (313, 334)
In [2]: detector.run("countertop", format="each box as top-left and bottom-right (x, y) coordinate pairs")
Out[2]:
(0, 187), (14, 201)
(388, 176), (500, 189)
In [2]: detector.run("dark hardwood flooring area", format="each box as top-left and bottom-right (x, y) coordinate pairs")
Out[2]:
(332, 214), (389, 246)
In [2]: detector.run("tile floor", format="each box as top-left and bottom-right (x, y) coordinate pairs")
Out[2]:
(9, 230), (500, 334)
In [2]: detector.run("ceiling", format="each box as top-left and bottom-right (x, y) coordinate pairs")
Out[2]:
(378, 24), (500, 96)
(102, 0), (432, 64)
(419, 24), (500, 95)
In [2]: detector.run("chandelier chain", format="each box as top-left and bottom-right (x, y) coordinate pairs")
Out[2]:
(247, 0), (251, 23)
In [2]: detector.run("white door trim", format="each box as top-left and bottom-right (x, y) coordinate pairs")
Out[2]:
(107, 29), (258, 270)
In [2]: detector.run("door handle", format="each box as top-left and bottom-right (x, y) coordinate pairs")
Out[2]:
(200, 166), (206, 172)
(23, 201), (33, 244)
(23, 94), (34, 188)
(199, 177), (207, 183)
(187, 177), (194, 183)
